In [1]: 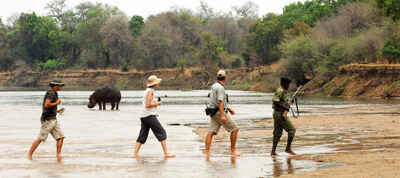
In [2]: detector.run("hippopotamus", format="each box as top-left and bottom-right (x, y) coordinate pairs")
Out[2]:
(88, 87), (121, 110)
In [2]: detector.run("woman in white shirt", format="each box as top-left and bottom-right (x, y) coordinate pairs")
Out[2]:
(133, 75), (175, 158)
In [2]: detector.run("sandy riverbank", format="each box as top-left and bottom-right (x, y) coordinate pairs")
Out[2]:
(194, 105), (400, 177)
(1, 90), (399, 177)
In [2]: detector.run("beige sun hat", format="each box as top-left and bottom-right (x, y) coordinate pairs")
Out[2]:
(217, 70), (226, 77)
(147, 75), (162, 87)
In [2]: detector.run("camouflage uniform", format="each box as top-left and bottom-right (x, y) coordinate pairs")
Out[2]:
(272, 87), (296, 143)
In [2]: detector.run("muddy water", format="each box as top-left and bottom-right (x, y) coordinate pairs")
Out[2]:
(0, 90), (396, 178)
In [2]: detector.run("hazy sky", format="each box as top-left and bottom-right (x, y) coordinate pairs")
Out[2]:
(0, 0), (304, 21)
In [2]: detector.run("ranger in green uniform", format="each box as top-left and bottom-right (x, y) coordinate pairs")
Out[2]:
(271, 77), (296, 156)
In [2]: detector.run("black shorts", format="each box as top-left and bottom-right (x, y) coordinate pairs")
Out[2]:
(136, 115), (167, 144)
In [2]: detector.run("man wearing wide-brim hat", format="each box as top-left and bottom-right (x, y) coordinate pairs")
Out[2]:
(28, 78), (66, 162)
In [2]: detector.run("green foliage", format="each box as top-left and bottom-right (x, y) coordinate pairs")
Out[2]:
(114, 80), (129, 89)
(232, 57), (243, 68)
(319, 30), (382, 71)
(390, 80), (400, 88)
(0, 0), (397, 74)
(284, 21), (312, 39)
(241, 50), (251, 67)
(37, 59), (65, 72)
(280, 0), (368, 29)
(101, 16), (133, 68)
(312, 2), (381, 39)
(120, 63), (130, 72)
(376, 0), (400, 21)
(280, 2), (386, 81)
(280, 0), (333, 28)
(135, 11), (203, 69)
(226, 83), (250, 90)
(218, 52), (238, 68)
(280, 35), (318, 82)
(177, 59), (187, 72)
(333, 0), (369, 8)
(382, 40), (400, 62)
(246, 13), (283, 65)
(199, 32), (225, 66)
(0, 18), (15, 71)
(129, 15), (144, 37)
(330, 77), (350, 96)
(314, 91), (326, 97)
(319, 41), (351, 76)
(12, 13), (62, 65)
(0, 54), (14, 71)
(346, 28), (384, 63)
(74, 2), (125, 68)
(0, 18), (6, 33)
(330, 85), (345, 96)
(208, 14), (241, 54)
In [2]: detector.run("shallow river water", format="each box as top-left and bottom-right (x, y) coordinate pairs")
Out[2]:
(0, 90), (397, 178)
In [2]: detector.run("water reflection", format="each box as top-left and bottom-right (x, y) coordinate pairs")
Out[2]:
(205, 153), (238, 167)
(231, 156), (237, 167)
(272, 156), (294, 177)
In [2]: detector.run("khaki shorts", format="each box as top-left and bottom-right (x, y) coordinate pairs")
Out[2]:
(209, 111), (238, 134)
(38, 119), (64, 142)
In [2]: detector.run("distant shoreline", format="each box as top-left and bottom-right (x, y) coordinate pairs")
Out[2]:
(1, 64), (400, 98)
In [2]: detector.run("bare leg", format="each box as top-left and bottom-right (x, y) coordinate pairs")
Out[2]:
(56, 138), (64, 162)
(133, 142), (142, 157)
(230, 129), (241, 156)
(161, 140), (175, 158)
(205, 152), (211, 162)
(27, 139), (42, 160)
(205, 132), (215, 155)
(231, 156), (237, 165)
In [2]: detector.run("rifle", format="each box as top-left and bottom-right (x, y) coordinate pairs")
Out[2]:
(288, 85), (303, 118)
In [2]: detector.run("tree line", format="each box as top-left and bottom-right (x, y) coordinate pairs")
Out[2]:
(279, 0), (400, 83)
(0, 0), (399, 82)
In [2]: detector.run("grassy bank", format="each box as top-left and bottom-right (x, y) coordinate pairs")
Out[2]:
(304, 64), (400, 98)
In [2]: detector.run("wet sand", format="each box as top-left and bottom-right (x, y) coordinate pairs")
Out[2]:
(283, 106), (400, 178)
(0, 106), (331, 178)
(194, 105), (400, 178)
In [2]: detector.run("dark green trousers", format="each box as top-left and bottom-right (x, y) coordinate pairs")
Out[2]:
(273, 111), (296, 143)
